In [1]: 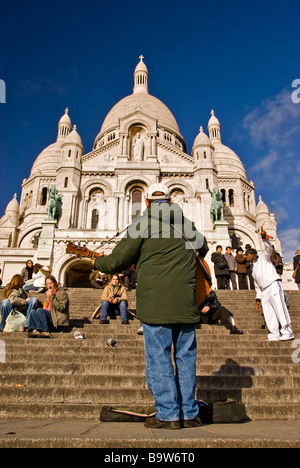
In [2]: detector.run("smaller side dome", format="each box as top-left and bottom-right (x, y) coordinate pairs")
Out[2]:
(5, 194), (20, 225)
(193, 126), (211, 147)
(256, 195), (270, 216)
(6, 194), (19, 214)
(63, 125), (83, 147)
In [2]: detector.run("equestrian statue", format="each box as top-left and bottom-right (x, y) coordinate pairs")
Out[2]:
(208, 184), (224, 224)
(46, 185), (63, 223)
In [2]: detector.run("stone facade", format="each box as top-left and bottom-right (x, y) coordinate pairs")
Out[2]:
(1, 56), (295, 289)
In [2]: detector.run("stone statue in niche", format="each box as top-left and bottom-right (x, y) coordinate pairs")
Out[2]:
(132, 132), (144, 161)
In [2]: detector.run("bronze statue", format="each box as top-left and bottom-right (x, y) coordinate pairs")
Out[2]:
(46, 185), (62, 222)
(208, 183), (224, 223)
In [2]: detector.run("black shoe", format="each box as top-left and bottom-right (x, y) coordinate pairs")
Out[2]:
(230, 326), (244, 335)
(144, 417), (181, 430)
(100, 320), (109, 324)
(182, 417), (203, 428)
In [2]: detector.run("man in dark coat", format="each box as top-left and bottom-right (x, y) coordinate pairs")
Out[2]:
(211, 245), (230, 290)
(94, 183), (208, 429)
(293, 250), (300, 289)
(235, 247), (249, 290)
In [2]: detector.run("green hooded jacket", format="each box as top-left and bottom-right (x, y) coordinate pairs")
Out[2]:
(94, 202), (208, 325)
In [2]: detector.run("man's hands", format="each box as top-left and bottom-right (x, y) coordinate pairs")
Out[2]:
(261, 227), (273, 240)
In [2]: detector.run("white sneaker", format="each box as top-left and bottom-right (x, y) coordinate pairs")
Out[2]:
(279, 334), (294, 341)
(137, 326), (144, 335)
(268, 334), (280, 342)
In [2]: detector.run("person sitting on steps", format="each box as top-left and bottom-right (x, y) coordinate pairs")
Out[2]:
(199, 289), (243, 335)
(27, 275), (69, 338)
(0, 274), (41, 332)
(100, 274), (129, 324)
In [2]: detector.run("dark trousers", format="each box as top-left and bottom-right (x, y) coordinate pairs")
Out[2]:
(201, 306), (234, 330)
(237, 273), (248, 290)
(227, 271), (237, 290)
(216, 275), (229, 290)
(247, 267), (255, 290)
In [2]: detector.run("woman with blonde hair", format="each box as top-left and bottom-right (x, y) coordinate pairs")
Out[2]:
(0, 274), (40, 331)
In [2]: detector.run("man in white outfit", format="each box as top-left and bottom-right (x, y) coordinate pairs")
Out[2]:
(245, 230), (294, 342)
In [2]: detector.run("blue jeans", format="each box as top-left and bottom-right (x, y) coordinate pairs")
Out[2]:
(27, 308), (53, 332)
(142, 323), (199, 422)
(100, 300), (128, 322)
(0, 297), (41, 330)
(23, 285), (45, 292)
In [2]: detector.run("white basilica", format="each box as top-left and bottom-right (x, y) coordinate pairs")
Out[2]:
(0, 56), (283, 287)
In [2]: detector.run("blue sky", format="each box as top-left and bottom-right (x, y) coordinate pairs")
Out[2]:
(1, 0), (300, 260)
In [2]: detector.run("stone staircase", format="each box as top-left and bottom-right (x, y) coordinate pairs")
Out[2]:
(0, 289), (299, 421)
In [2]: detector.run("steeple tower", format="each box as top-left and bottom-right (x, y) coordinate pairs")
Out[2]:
(57, 108), (71, 141)
(208, 109), (221, 144)
(133, 55), (149, 94)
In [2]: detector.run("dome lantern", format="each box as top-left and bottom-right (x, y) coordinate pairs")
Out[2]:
(57, 108), (71, 141)
(208, 109), (221, 143)
(133, 55), (149, 94)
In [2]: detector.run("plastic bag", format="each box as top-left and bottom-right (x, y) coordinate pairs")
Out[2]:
(3, 309), (27, 333)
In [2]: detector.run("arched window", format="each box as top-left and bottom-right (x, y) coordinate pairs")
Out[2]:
(131, 189), (142, 221)
(91, 209), (99, 230)
(229, 189), (234, 207)
(221, 189), (226, 204)
(40, 187), (48, 206)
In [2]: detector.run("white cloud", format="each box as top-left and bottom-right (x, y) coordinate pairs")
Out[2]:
(243, 87), (300, 191)
(269, 200), (289, 224)
(278, 227), (300, 262)
(243, 88), (300, 148)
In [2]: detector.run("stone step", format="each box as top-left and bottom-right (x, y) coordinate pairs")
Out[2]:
(0, 419), (299, 448)
(1, 372), (299, 390)
(2, 343), (297, 358)
(0, 385), (298, 405)
(2, 362), (300, 376)
(1, 402), (299, 422)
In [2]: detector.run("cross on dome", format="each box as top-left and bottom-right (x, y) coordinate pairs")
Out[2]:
(139, 55), (144, 62)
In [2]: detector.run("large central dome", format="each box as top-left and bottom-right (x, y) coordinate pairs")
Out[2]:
(94, 56), (183, 148)
(100, 93), (181, 134)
